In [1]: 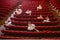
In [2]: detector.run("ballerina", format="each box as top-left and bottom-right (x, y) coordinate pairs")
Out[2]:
(25, 10), (32, 16)
(37, 15), (44, 19)
(37, 5), (42, 10)
(43, 16), (50, 22)
(15, 8), (22, 15)
(27, 22), (39, 32)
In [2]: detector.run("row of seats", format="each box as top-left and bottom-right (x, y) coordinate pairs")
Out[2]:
(15, 12), (53, 15)
(14, 14), (54, 18)
(11, 17), (57, 21)
(0, 36), (21, 39)
(49, 0), (60, 12)
(0, 35), (60, 39)
(2, 30), (60, 36)
(0, 0), (18, 21)
(20, 1), (50, 12)
(11, 21), (58, 26)
(4, 25), (60, 31)
(0, 0), (60, 39)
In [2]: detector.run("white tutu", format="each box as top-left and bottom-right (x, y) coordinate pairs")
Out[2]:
(15, 9), (22, 15)
(43, 20), (50, 22)
(37, 5), (42, 10)
(25, 10), (32, 14)
(37, 15), (43, 19)
(28, 24), (35, 30)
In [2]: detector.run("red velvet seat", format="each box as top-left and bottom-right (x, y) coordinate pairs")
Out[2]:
(11, 21), (58, 26)
(4, 25), (60, 31)
(0, 0), (60, 38)
(11, 17), (57, 21)
(14, 14), (54, 18)
(50, 0), (60, 11)
(11, 18), (43, 21)
(0, 0), (19, 21)
(0, 36), (21, 39)
(1, 30), (60, 36)
(20, 1), (50, 12)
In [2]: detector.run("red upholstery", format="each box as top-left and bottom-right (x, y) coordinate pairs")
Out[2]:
(0, 0), (60, 39)
(0, 0), (19, 20)
(19, 1), (50, 12)
(11, 17), (57, 21)
(50, 0), (60, 12)
(2, 30), (60, 36)
(0, 36), (21, 39)
(4, 25), (60, 31)
(14, 14), (54, 18)
(11, 21), (58, 26)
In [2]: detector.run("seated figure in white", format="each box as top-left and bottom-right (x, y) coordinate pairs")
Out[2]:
(27, 22), (39, 32)
(37, 5), (42, 10)
(25, 10), (32, 16)
(37, 15), (44, 19)
(43, 16), (50, 22)
(15, 8), (22, 15)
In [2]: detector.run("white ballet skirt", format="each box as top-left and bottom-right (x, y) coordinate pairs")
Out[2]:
(28, 24), (35, 30)
(37, 5), (42, 10)
(43, 20), (50, 22)
(15, 9), (22, 15)
(25, 10), (32, 14)
(37, 16), (43, 19)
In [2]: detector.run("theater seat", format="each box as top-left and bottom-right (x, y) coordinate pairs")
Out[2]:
(4, 25), (60, 31)
(0, 0), (60, 39)
(11, 21), (58, 26)
(2, 30), (60, 36)
(0, 36), (21, 39)
(11, 17), (57, 21)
